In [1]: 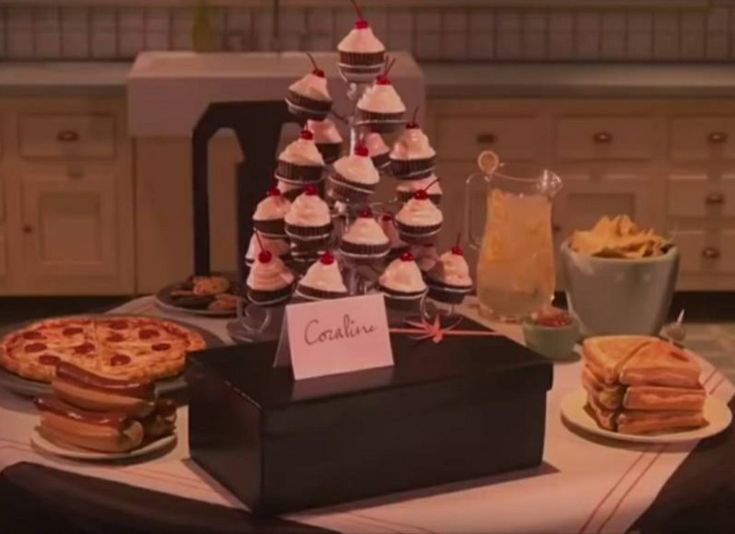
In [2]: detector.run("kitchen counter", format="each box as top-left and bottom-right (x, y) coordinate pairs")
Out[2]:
(3, 60), (735, 99)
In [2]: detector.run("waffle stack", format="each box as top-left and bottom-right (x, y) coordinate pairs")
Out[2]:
(581, 336), (707, 435)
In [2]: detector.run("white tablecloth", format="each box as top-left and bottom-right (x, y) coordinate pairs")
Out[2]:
(0, 296), (732, 534)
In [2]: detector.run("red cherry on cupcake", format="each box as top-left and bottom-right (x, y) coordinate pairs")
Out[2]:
(304, 185), (319, 196)
(350, 0), (368, 28)
(359, 207), (373, 218)
(258, 250), (272, 263)
(266, 186), (281, 197)
(306, 52), (325, 78)
(413, 189), (429, 201)
(320, 251), (335, 265)
(300, 129), (314, 140)
(376, 57), (397, 86)
(381, 213), (394, 222)
(406, 107), (420, 129)
(400, 251), (415, 262)
(451, 245), (464, 256)
(354, 144), (369, 157)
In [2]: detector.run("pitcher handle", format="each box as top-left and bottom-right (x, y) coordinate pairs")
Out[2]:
(465, 173), (490, 251)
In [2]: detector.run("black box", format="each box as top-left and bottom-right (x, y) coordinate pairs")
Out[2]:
(187, 319), (553, 515)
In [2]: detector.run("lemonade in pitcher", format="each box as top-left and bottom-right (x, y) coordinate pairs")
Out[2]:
(466, 160), (562, 321)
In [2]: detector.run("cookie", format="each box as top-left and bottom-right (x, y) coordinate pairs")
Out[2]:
(192, 276), (231, 296)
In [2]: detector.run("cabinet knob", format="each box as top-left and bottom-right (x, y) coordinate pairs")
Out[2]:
(708, 132), (728, 144)
(705, 192), (725, 205)
(22, 225), (33, 234)
(592, 131), (613, 144)
(552, 223), (562, 233)
(701, 247), (720, 260)
(57, 130), (80, 143)
(476, 133), (497, 145)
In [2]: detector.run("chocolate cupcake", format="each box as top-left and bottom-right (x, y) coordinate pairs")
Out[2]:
(276, 130), (325, 185)
(339, 208), (390, 262)
(396, 175), (443, 205)
(366, 132), (390, 170)
(337, 2), (386, 83)
(284, 185), (333, 251)
(426, 246), (473, 305)
(389, 119), (437, 179)
(379, 213), (409, 260)
(295, 251), (349, 301)
(328, 144), (380, 203)
(245, 232), (290, 267)
(308, 118), (343, 164)
(378, 251), (428, 312)
(355, 60), (406, 134)
(395, 190), (443, 244)
(252, 186), (291, 238)
(285, 54), (332, 121)
(246, 249), (295, 307)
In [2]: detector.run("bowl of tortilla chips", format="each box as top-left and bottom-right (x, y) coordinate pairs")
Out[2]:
(560, 215), (678, 336)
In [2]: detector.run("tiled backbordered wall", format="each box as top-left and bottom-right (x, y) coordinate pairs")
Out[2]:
(1, 3), (735, 62)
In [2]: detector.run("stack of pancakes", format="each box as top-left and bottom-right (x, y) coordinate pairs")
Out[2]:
(582, 336), (707, 435)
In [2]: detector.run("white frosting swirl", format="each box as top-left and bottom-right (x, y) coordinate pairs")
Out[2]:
(396, 198), (443, 226)
(357, 84), (406, 114)
(246, 234), (290, 261)
(390, 127), (436, 160)
(253, 195), (291, 221)
(279, 137), (325, 166)
(285, 193), (331, 227)
(333, 153), (379, 185)
(289, 72), (331, 102)
(397, 175), (443, 196)
(247, 255), (294, 291)
(429, 251), (472, 287)
(300, 260), (348, 293)
(338, 26), (385, 53)
(307, 118), (343, 144)
(379, 258), (427, 293)
(343, 217), (389, 245)
(379, 217), (405, 249)
(366, 132), (389, 156)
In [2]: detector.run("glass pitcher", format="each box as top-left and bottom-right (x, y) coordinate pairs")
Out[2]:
(465, 163), (562, 321)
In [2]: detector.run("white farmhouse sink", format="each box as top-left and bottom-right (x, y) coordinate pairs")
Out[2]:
(127, 51), (425, 137)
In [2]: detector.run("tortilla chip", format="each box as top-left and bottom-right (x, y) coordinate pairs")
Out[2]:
(569, 215), (672, 259)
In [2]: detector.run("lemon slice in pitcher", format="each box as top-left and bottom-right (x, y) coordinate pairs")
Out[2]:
(477, 150), (500, 174)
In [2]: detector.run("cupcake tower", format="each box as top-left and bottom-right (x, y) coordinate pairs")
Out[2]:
(244, 0), (470, 314)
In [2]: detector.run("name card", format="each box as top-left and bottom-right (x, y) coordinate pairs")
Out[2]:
(274, 294), (394, 380)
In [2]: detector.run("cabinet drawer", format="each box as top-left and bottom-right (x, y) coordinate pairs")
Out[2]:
(435, 116), (543, 161)
(670, 117), (735, 160)
(668, 173), (735, 218)
(556, 117), (656, 161)
(671, 229), (735, 274)
(19, 114), (116, 159)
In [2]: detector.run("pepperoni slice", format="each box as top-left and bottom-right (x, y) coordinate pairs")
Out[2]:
(151, 343), (171, 352)
(111, 354), (131, 366)
(38, 355), (60, 366)
(62, 327), (83, 336)
(25, 342), (47, 353)
(22, 331), (45, 340)
(106, 333), (125, 343)
(139, 329), (159, 340)
(108, 320), (129, 330)
(73, 342), (95, 355)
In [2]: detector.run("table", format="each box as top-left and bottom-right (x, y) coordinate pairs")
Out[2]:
(1, 296), (733, 533)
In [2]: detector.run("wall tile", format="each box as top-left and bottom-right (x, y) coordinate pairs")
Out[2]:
(35, 8), (61, 58)
(653, 32), (679, 60)
(468, 32), (493, 60)
(654, 11), (678, 33)
(444, 10), (468, 33)
(61, 8), (88, 58)
(119, 8), (144, 57)
(442, 32), (467, 60)
(548, 32), (573, 60)
(523, 31), (547, 60)
(416, 10), (440, 32)
(496, 31), (522, 60)
(706, 7), (729, 33)
(7, 7), (34, 59)
(469, 9), (494, 32)
(91, 7), (116, 58)
(575, 33), (599, 60)
(706, 33), (729, 60)
(415, 32), (441, 59)
(280, 7), (305, 32)
(363, 8), (388, 37)
(600, 32), (626, 60)
(387, 30), (412, 53)
(171, 8), (194, 50)
(523, 10), (546, 33)
(0, 10), (5, 56)
(549, 11), (574, 32)
(388, 9), (412, 32)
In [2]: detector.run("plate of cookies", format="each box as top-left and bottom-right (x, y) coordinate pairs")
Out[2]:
(155, 274), (240, 317)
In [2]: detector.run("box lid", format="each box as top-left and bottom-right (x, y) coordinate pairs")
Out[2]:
(187, 318), (553, 411)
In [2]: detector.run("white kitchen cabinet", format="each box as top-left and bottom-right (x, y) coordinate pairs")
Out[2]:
(0, 97), (133, 295)
(21, 172), (118, 280)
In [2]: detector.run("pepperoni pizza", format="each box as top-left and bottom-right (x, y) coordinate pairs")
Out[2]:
(0, 316), (206, 383)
